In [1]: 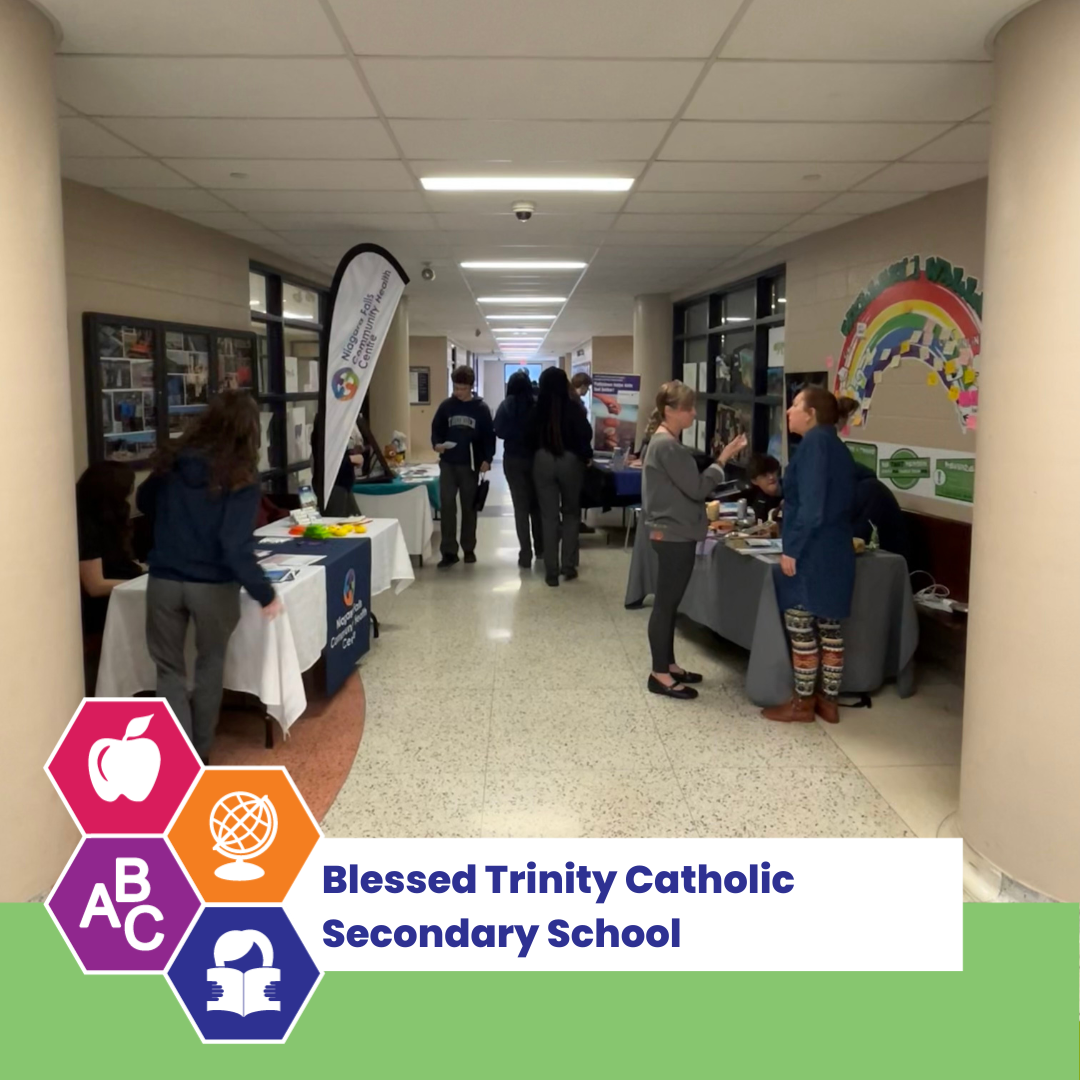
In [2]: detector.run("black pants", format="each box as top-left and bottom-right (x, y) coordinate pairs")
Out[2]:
(503, 454), (543, 560)
(648, 540), (696, 672)
(325, 483), (359, 517)
(440, 462), (478, 555)
(146, 576), (241, 762)
(534, 449), (583, 576)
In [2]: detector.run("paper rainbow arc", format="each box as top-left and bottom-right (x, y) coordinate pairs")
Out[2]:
(834, 276), (981, 434)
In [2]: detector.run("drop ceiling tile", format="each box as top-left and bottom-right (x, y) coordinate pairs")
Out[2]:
(107, 188), (236, 212)
(616, 212), (800, 232)
(624, 191), (831, 213)
(362, 59), (699, 120)
(225, 227), (297, 247)
(178, 211), (262, 231)
(855, 161), (988, 192)
(661, 121), (951, 162)
(435, 212), (616, 232)
(56, 58), (374, 119)
(331, 0), (743, 56)
(969, 109), (992, 123)
(247, 211), (431, 231)
(98, 119), (397, 160)
(603, 233), (757, 251)
(57, 101), (77, 117)
(391, 119), (669, 160)
(165, 159), (415, 190)
(411, 159), (645, 180)
(61, 158), (191, 188)
(46, 0), (344, 55)
(641, 161), (879, 192)
(59, 117), (142, 157)
(685, 61), (992, 122)
(814, 191), (928, 215)
(904, 123), (992, 163)
(721, 0), (1022, 61)
(216, 190), (429, 213)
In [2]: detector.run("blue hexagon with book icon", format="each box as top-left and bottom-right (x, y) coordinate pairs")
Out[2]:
(166, 907), (321, 1043)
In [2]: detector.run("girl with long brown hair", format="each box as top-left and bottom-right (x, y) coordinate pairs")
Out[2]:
(642, 381), (746, 699)
(137, 392), (281, 762)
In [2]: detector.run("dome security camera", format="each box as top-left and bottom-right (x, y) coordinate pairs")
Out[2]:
(512, 201), (536, 223)
(421, 263), (435, 281)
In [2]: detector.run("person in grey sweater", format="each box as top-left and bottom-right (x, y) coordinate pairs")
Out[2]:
(643, 381), (746, 699)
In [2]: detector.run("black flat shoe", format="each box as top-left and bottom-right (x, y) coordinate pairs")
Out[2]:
(670, 668), (703, 684)
(562, 567), (578, 580)
(518, 555), (532, 568)
(437, 554), (459, 569)
(647, 675), (698, 700)
(463, 552), (477, 564)
(545, 574), (560, 587)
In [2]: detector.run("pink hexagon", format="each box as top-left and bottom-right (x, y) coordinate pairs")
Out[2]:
(46, 698), (202, 835)
(47, 837), (201, 973)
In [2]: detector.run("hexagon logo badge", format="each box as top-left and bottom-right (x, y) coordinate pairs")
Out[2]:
(46, 698), (202, 835)
(47, 837), (201, 973)
(167, 907), (321, 1043)
(168, 767), (320, 903)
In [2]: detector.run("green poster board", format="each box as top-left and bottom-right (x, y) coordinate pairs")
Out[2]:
(846, 441), (878, 473)
(880, 448), (931, 490)
(934, 458), (976, 503)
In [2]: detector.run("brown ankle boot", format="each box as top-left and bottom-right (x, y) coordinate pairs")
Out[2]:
(814, 694), (840, 724)
(761, 696), (815, 723)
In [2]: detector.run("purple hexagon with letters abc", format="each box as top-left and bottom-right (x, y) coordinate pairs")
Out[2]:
(47, 837), (201, 973)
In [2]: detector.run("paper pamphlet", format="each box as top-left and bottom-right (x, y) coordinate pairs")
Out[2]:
(260, 553), (325, 568)
(206, 965), (281, 1016)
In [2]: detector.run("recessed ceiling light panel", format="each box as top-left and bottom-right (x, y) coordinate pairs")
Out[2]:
(421, 177), (633, 192)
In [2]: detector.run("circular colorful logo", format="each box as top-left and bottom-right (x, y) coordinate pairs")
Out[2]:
(332, 368), (360, 401)
(343, 568), (356, 609)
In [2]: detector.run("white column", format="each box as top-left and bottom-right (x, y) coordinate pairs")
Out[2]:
(0, 0), (82, 900)
(366, 297), (410, 451)
(633, 293), (673, 443)
(959, 0), (1080, 902)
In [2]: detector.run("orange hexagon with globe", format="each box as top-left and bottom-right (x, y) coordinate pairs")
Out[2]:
(167, 767), (320, 903)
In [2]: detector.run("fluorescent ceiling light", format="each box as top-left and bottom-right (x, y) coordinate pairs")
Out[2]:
(461, 261), (587, 271)
(479, 296), (566, 304)
(486, 314), (557, 321)
(422, 177), (633, 192)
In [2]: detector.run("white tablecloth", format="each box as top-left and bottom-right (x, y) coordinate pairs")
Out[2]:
(254, 517), (414, 597)
(353, 486), (434, 561)
(95, 569), (324, 734)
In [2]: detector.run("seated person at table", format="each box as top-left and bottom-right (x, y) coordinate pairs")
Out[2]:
(76, 461), (143, 691)
(137, 392), (281, 764)
(432, 365), (495, 568)
(852, 462), (913, 566)
(735, 454), (783, 522)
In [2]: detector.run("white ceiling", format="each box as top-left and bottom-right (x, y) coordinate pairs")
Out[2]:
(43, 0), (1027, 358)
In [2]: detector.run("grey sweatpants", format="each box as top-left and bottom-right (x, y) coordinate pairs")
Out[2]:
(439, 462), (478, 556)
(146, 576), (241, 762)
(533, 449), (583, 576)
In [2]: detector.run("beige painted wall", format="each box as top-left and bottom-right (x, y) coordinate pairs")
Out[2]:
(409, 335), (448, 462)
(63, 180), (327, 476)
(677, 181), (988, 522)
(590, 335), (634, 375)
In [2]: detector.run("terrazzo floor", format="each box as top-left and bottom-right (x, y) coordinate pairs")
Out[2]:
(322, 465), (964, 840)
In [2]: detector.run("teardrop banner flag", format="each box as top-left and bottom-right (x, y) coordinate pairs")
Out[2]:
(319, 244), (409, 505)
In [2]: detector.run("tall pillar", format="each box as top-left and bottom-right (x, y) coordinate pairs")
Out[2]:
(633, 293), (673, 443)
(367, 297), (410, 452)
(959, 0), (1080, 902)
(0, 0), (81, 900)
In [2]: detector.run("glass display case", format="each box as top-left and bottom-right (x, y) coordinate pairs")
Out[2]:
(84, 313), (256, 466)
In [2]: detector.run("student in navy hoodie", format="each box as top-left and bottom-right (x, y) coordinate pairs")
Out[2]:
(137, 392), (281, 763)
(431, 365), (495, 568)
(494, 368), (543, 567)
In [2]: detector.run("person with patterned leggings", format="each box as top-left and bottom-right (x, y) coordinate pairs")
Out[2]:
(763, 387), (858, 724)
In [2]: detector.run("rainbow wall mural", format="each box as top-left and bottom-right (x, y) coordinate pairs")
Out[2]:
(834, 255), (982, 434)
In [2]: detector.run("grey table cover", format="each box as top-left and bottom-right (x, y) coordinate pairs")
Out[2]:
(625, 530), (918, 706)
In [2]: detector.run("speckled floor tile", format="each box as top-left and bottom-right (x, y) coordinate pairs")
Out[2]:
(680, 765), (913, 838)
(819, 694), (963, 767)
(481, 767), (696, 838)
(859, 765), (961, 838)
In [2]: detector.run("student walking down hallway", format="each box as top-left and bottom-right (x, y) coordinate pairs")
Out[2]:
(432, 365), (495, 568)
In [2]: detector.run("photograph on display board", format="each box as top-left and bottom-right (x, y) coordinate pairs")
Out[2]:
(100, 360), (131, 390)
(166, 374), (184, 409)
(591, 374), (640, 453)
(131, 361), (154, 390)
(98, 324), (124, 358)
(122, 327), (154, 359)
(218, 336), (254, 391)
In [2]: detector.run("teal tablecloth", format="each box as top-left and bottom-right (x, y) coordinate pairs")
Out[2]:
(354, 475), (440, 511)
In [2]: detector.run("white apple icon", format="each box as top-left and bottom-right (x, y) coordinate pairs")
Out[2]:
(88, 715), (162, 803)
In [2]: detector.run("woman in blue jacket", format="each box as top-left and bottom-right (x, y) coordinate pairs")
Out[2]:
(137, 392), (281, 762)
(763, 388), (857, 725)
